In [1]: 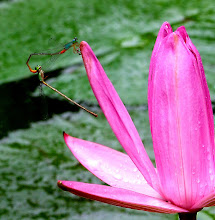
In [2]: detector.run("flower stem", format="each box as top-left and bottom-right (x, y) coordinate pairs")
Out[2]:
(178, 212), (197, 220)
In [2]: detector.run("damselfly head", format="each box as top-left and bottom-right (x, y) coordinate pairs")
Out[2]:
(35, 65), (42, 72)
(73, 37), (78, 43)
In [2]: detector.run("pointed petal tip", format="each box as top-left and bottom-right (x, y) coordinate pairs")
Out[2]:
(63, 131), (69, 140)
(176, 25), (187, 33)
(176, 26), (189, 44)
(63, 133), (76, 150)
(149, 21), (173, 63)
(80, 41), (89, 51)
(79, 41), (97, 79)
(58, 180), (74, 193)
(80, 41), (88, 46)
(57, 180), (67, 191)
(57, 180), (62, 186)
(159, 21), (172, 37)
(63, 133), (74, 148)
(162, 21), (170, 27)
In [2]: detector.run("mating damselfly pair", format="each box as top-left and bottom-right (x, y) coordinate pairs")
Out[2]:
(26, 37), (97, 117)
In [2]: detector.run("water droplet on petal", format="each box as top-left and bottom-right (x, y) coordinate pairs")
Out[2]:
(207, 154), (211, 160)
(137, 180), (141, 184)
(113, 173), (122, 180)
(133, 168), (138, 172)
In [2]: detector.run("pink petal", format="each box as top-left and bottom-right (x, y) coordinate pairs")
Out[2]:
(177, 26), (215, 161)
(58, 181), (189, 213)
(148, 22), (173, 133)
(64, 132), (162, 199)
(191, 191), (215, 209)
(80, 41), (159, 191)
(148, 23), (215, 209)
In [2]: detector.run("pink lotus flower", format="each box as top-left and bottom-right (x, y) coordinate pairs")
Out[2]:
(58, 22), (215, 219)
